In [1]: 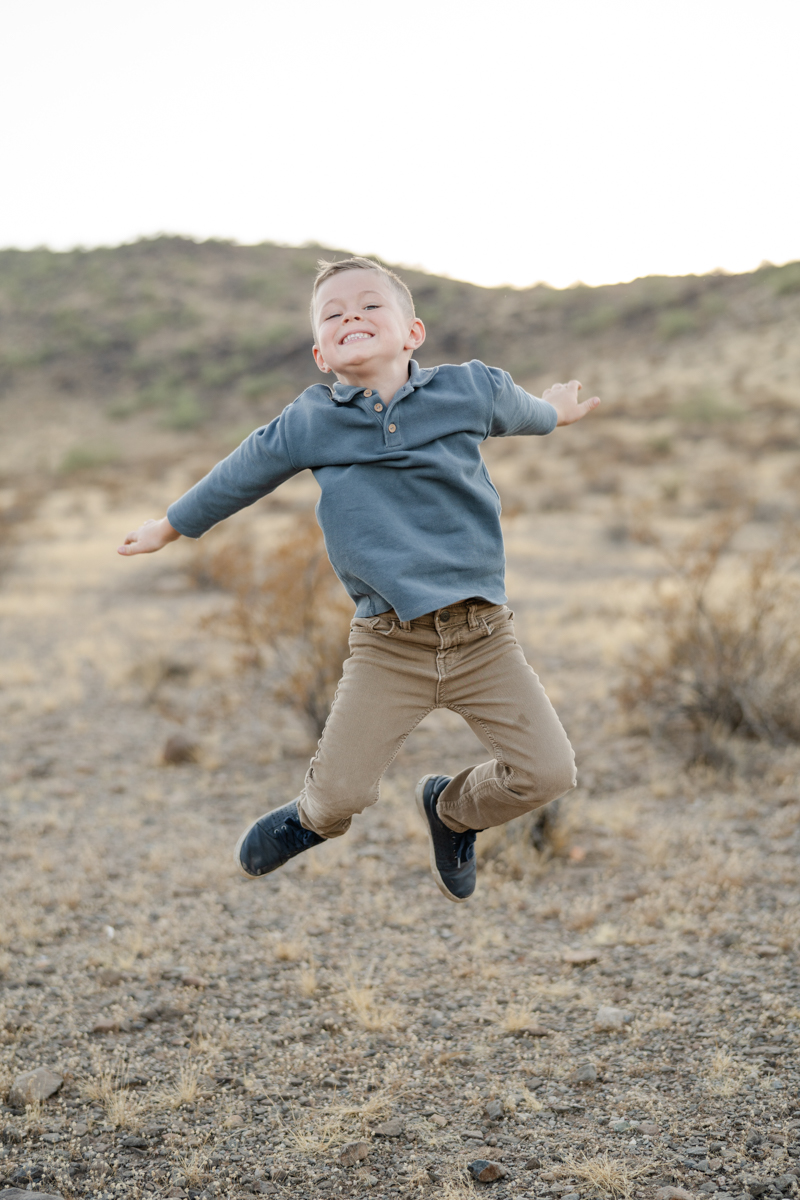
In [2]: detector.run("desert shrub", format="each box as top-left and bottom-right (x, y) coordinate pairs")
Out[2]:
(59, 442), (121, 474)
(192, 515), (352, 736)
(621, 518), (800, 748)
(657, 307), (696, 340)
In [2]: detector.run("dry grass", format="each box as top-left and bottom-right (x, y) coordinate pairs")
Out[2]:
(156, 1062), (202, 1110)
(622, 518), (800, 751)
(83, 1063), (146, 1129)
(344, 979), (403, 1032)
(499, 1002), (537, 1034)
(704, 1046), (748, 1097)
(273, 937), (306, 963)
(562, 1151), (650, 1198)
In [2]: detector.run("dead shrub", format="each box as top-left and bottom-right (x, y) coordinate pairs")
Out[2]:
(192, 515), (352, 735)
(621, 518), (800, 750)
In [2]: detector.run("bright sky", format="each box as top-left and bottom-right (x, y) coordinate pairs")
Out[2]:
(2, 0), (798, 288)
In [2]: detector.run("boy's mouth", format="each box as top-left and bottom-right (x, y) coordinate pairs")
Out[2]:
(340, 331), (373, 346)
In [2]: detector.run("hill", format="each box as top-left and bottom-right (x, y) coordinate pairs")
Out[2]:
(1, 237), (799, 483)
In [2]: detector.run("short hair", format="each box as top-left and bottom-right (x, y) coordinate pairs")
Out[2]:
(310, 256), (415, 339)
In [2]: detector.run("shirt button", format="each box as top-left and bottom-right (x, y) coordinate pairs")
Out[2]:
(388, 423), (397, 433)
(374, 402), (383, 412)
(364, 389), (372, 397)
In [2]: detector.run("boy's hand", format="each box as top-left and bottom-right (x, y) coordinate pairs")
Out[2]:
(117, 516), (181, 556)
(543, 380), (600, 426)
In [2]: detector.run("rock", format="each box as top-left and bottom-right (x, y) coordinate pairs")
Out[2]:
(524, 1157), (542, 1170)
(655, 1189), (694, 1200)
(562, 1194), (581, 1200)
(97, 968), (124, 986)
(430, 1113), (448, 1128)
(745, 1180), (771, 1197)
(374, 1117), (404, 1137)
(121, 1135), (148, 1148)
(8, 1067), (63, 1107)
(569, 1062), (598, 1084)
(0, 1192), (66, 1200)
(91, 1017), (131, 1034)
(518, 1023), (550, 1037)
(181, 974), (209, 988)
(484, 1098), (504, 1120)
(594, 1005), (633, 1031)
(162, 733), (199, 764)
(2, 1125), (23, 1144)
(468, 1160), (506, 1183)
(339, 1140), (370, 1166)
(753, 945), (781, 958)
(223, 1114), (244, 1128)
(563, 948), (600, 965)
(640, 1122), (659, 1136)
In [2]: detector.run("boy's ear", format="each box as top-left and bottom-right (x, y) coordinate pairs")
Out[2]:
(312, 344), (332, 373)
(405, 318), (426, 352)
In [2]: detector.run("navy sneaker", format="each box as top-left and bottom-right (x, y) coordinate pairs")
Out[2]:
(415, 774), (477, 903)
(235, 800), (326, 878)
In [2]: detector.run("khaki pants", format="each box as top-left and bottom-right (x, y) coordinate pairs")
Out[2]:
(296, 600), (576, 837)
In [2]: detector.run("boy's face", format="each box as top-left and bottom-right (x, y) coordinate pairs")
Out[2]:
(312, 270), (424, 381)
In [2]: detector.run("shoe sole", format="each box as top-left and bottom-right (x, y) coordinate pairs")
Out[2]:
(415, 775), (471, 904)
(234, 821), (263, 879)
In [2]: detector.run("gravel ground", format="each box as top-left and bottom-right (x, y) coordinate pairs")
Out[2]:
(1, 492), (799, 1200)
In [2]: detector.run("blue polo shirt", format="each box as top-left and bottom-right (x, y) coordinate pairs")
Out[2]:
(167, 359), (557, 621)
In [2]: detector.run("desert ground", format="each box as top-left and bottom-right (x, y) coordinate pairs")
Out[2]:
(0, 244), (799, 1200)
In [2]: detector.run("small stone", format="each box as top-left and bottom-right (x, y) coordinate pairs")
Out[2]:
(594, 1005), (633, 1031)
(563, 948), (600, 965)
(339, 1140), (370, 1166)
(698, 1183), (717, 1193)
(430, 1113), (448, 1128)
(0, 1192), (66, 1200)
(519, 1023), (551, 1037)
(223, 1114), (244, 1128)
(468, 1160), (506, 1183)
(8, 1067), (64, 1107)
(524, 1157), (542, 1170)
(319, 1012), (342, 1031)
(121, 1135), (148, 1148)
(753, 945), (781, 958)
(2, 1126), (23, 1144)
(91, 1017), (130, 1034)
(569, 1062), (598, 1084)
(484, 1098), (504, 1120)
(562, 1193), (581, 1200)
(374, 1117), (404, 1137)
(97, 968), (123, 986)
(613, 1120), (633, 1132)
(181, 974), (208, 988)
(655, 1189), (694, 1200)
(162, 733), (199, 764)
(640, 1122), (659, 1136)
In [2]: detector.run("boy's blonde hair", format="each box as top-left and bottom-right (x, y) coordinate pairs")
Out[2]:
(310, 257), (415, 338)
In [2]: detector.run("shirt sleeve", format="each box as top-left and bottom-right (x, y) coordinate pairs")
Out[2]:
(166, 410), (300, 538)
(483, 365), (558, 437)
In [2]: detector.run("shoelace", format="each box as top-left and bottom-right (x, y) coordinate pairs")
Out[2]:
(277, 816), (319, 853)
(450, 828), (476, 868)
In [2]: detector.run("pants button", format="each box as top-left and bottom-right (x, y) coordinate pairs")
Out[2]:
(439, 611), (451, 622)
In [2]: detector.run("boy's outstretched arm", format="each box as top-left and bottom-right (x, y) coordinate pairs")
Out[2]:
(543, 380), (600, 426)
(118, 516), (181, 556)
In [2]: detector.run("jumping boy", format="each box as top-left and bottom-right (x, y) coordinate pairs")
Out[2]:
(119, 257), (600, 903)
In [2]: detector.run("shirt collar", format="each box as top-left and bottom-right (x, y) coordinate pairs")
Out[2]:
(330, 359), (438, 405)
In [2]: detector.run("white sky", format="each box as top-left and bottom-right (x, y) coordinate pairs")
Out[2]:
(2, 0), (798, 288)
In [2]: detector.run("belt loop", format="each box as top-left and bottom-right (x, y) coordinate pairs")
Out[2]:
(467, 604), (479, 631)
(380, 620), (397, 637)
(481, 616), (494, 637)
(400, 619), (411, 632)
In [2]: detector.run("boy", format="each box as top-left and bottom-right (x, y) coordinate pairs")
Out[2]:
(119, 257), (600, 903)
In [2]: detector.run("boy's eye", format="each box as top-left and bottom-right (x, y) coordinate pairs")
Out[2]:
(324, 312), (341, 321)
(364, 304), (380, 310)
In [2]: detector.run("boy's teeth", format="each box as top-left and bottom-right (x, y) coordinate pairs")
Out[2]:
(343, 333), (371, 344)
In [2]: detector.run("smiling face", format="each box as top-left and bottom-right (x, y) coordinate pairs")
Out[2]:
(312, 269), (425, 384)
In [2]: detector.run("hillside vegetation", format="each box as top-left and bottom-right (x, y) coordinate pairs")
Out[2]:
(1, 238), (799, 483)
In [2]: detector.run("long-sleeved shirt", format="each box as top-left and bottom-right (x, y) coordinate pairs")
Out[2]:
(167, 358), (557, 620)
